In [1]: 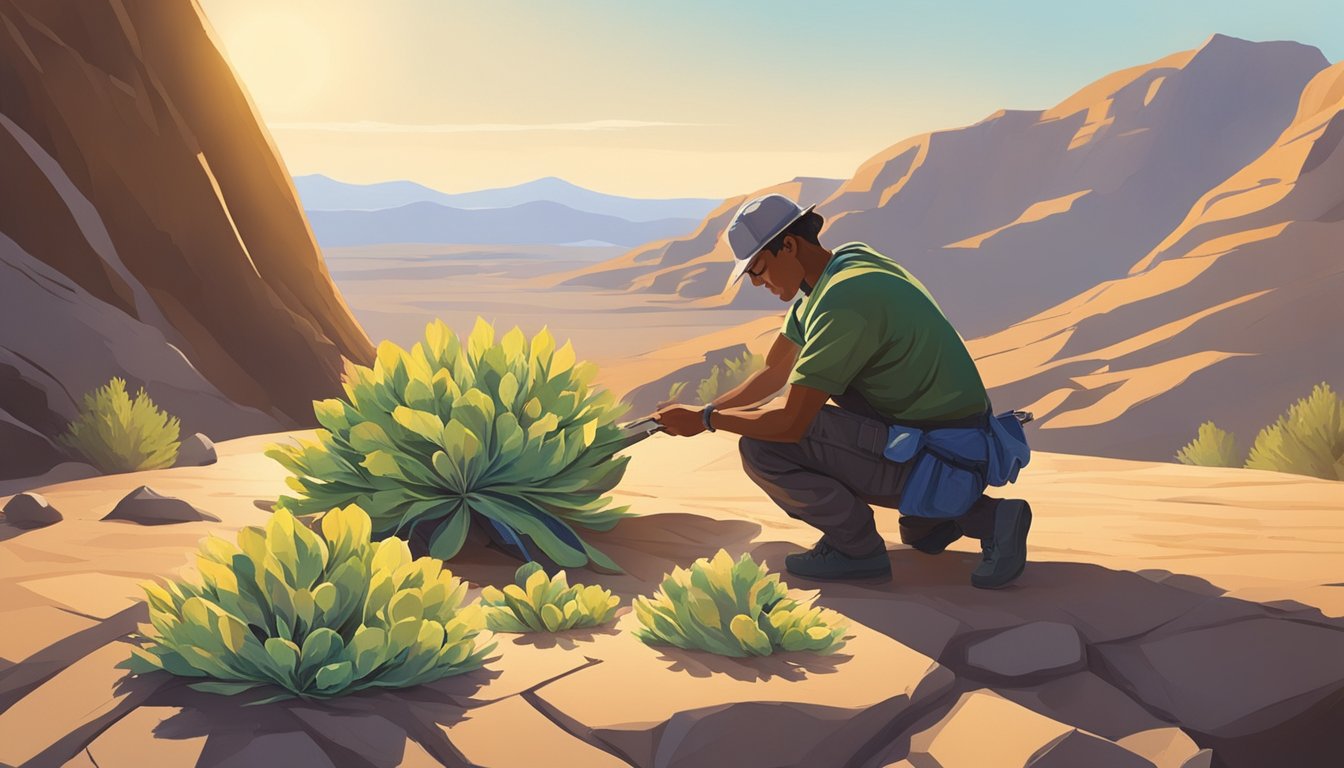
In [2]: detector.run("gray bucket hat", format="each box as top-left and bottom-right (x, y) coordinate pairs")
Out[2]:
(723, 193), (816, 292)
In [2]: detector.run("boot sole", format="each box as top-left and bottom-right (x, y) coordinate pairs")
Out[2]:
(785, 564), (892, 581)
(971, 501), (1032, 590)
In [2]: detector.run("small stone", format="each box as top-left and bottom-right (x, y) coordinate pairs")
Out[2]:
(102, 486), (220, 525)
(174, 433), (217, 467)
(3, 492), (62, 529)
(965, 621), (1085, 680)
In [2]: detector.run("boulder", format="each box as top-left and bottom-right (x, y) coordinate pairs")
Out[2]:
(1031, 729), (1155, 768)
(3, 491), (62, 528)
(909, 691), (1153, 768)
(1116, 727), (1208, 767)
(531, 612), (954, 768)
(1095, 618), (1344, 738)
(174, 433), (217, 467)
(964, 621), (1085, 681)
(909, 691), (1073, 767)
(101, 486), (220, 525)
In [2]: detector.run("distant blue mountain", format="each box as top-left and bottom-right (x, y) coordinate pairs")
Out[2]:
(294, 174), (721, 222)
(306, 200), (700, 248)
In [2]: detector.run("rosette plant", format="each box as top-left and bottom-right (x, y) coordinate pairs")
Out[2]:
(267, 318), (632, 570)
(633, 549), (850, 657)
(120, 505), (494, 700)
(480, 561), (620, 633)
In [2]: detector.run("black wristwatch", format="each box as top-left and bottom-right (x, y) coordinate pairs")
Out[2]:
(702, 403), (717, 432)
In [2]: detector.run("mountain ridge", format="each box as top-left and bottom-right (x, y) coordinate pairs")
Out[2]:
(294, 173), (724, 222)
(306, 198), (701, 248)
(560, 34), (1329, 337)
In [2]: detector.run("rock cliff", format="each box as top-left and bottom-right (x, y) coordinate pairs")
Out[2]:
(0, 0), (374, 480)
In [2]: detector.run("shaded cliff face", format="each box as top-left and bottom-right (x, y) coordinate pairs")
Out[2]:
(559, 36), (1328, 335)
(970, 62), (1344, 460)
(0, 0), (374, 478)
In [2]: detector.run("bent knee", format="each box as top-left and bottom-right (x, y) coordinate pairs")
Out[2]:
(739, 434), (782, 468)
(738, 434), (798, 475)
(738, 434), (764, 463)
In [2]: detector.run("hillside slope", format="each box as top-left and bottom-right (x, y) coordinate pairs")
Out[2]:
(970, 61), (1344, 460)
(559, 36), (1327, 337)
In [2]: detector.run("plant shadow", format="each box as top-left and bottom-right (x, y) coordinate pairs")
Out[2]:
(136, 663), (497, 767)
(501, 623), (622, 651)
(653, 645), (851, 683)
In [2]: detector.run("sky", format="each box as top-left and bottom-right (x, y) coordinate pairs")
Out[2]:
(197, 0), (1342, 199)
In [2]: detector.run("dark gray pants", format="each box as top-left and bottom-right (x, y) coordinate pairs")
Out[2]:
(738, 397), (998, 557)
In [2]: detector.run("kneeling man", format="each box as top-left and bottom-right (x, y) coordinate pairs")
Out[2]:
(653, 194), (1031, 588)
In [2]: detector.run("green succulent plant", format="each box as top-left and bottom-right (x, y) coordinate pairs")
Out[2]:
(480, 561), (620, 633)
(266, 318), (633, 570)
(119, 505), (495, 700)
(632, 549), (850, 657)
(58, 376), (180, 472)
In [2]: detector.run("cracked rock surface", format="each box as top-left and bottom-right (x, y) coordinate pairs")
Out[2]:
(0, 431), (1341, 768)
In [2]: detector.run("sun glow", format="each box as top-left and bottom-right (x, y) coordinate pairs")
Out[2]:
(206, 6), (332, 118)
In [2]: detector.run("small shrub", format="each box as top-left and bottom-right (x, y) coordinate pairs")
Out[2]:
(58, 377), (180, 472)
(267, 318), (632, 570)
(695, 365), (723, 406)
(666, 381), (688, 403)
(683, 350), (766, 406)
(1176, 421), (1241, 467)
(723, 350), (764, 382)
(120, 505), (494, 700)
(1245, 383), (1344, 480)
(480, 561), (620, 633)
(632, 549), (849, 657)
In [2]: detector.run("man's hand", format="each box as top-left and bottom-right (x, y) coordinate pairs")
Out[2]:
(652, 405), (706, 437)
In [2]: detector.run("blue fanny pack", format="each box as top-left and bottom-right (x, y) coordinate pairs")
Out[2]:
(882, 411), (1031, 518)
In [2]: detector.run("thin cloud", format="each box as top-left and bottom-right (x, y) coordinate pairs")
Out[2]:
(269, 119), (709, 133)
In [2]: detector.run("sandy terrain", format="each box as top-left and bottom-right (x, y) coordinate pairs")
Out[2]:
(1, 430), (1340, 767)
(324, 243), (781, 399)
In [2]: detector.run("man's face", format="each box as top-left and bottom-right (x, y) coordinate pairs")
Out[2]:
(746, 235), (804, 302)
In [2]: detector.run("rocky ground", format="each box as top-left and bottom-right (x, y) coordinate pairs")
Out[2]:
(1, 431), (1341, 768)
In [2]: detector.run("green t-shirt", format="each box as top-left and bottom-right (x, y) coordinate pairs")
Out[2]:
(781, 242), (990, 424)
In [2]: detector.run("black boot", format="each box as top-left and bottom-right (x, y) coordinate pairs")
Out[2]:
(785, 539), (892, 581)
(970, 499), (1032, 589)
(898, 517), (963, 554)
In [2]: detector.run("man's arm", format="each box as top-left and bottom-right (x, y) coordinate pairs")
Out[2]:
(652, 334), (821, 440)
(709, 382), (830, 443)
(705, 333), (798, 411)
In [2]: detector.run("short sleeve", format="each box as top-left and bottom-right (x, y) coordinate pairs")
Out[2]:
(781, 299), (805, 346)
(788, 305), (875, 395)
